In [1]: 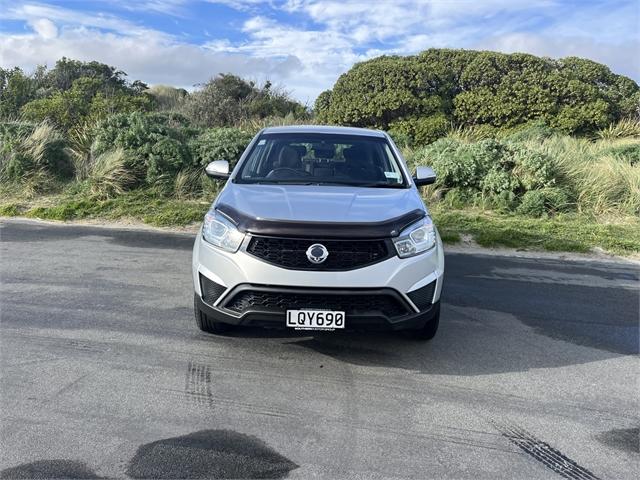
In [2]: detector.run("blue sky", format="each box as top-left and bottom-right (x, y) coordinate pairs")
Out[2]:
(0, 0), (638, 103)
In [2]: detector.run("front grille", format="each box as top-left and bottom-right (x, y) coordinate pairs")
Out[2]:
(407, 280), (436, 310)
(223, 289), (410, 318)
(200, 274), (226, 305)
(246, 236), (391, 270)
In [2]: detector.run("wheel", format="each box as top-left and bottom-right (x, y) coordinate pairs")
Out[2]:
(194, 294), (233, 334)
(411, 303), (440, 340)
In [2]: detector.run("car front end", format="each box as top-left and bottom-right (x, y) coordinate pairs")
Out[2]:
(192, 126), (444, 338)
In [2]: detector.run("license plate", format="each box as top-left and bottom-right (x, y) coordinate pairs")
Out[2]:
(286, 310), (345, 330)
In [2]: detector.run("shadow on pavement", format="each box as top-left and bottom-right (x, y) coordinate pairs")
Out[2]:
(0, 460), (102, 479)
(126, 430), (298, 479)
(210, 302), (628, 376)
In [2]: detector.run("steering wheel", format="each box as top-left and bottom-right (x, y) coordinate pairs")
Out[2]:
(266, 167), (312, 178)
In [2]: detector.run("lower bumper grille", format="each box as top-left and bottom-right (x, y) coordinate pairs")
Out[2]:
(200, 274), (226, 305)
(407, 280), (436, 311)
(221, 286), (412, 318)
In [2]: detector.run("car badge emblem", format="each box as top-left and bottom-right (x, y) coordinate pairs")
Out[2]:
(306, 243), (329, 264)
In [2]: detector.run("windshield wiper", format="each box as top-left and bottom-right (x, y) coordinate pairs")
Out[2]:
(252, 180), (313, 185)
(326, 182), (406, 188)
(244, 180), (404, 188)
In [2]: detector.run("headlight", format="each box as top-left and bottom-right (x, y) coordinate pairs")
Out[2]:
(202, 209), (245, 252)
(393, 217), (436, 258)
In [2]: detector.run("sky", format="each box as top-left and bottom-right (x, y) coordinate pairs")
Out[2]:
(0, 0), (638, 104)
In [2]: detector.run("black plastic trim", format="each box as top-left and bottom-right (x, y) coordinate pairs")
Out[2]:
(199, 273), (226, 306)
(218, 283), (414, 318)
(244, 235), (394, 271)
(215, 203), (425, 239)
(407, 280), (437, 311)
(195, 293), (439, 331)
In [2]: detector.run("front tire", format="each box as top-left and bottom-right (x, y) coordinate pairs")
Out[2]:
(412, 303), (440, 340)
(194, 294), (233, 334)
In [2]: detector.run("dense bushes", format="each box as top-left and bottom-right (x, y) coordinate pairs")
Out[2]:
(410, 133), (640, 217)
(0, 111), (255, 199)
(190, 128), (254, 168)
(389, 114), (449, 147)
(0, 121), (72, 187)
(316, 49), (639, 145)
(1, 53), (638, 228)
(412, 138), (557, 201)
(181, 74), (307, 128)
(1, 60), (308, 135)
(92, 112), (194, 183)
(1, 59), (154, 132)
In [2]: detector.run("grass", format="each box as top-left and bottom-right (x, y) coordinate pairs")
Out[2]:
(431, 206), (640, 255)
(525, 135), (640, 216)
(2, 190), (639, 256)
(1, 189), (209, 227)
(1, 118), (638, 256)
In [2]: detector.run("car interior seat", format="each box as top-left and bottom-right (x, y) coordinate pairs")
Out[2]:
(343, 145), (385, 182)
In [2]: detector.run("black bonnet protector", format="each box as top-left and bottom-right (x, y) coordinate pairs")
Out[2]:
(216, 203), (425, 239)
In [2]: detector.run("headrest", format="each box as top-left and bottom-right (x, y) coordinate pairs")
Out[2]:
(343, 145), (370, 165)
(277, 146), (300, 168)
(291, 145), (307, 158)
(313, 144), (335, 159)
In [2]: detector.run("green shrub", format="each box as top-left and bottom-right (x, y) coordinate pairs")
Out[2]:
(182, 74), (306, 128)
(412, 138), (489, 189)
(148, 85), (188, 111)
(482, 168), (517, 195)
(516, 188), (571, 217)
(147, 137), (191, 183)
(413, 136), (564, 213)
(189, 128), (253, 169)
(501, 120), (557, 142)
(485, 190), (518, 212)
(412, 115), (451, 146)
(510, 145), (556, 190)
(0, 121), (71, 182)
(93, 112), (195, 184)
(388, 128), (412, 149)
(320, 49), (638, 136)
(389, 114), (449, 147)
(601, 142), (640, 165)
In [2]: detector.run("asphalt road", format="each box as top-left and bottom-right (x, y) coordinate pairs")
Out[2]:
(1, 219), (638, 479)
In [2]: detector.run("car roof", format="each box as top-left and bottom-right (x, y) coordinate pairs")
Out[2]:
(261, 125), (387, 138)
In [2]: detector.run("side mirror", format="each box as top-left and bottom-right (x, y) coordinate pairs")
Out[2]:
(413, 166), (436, 186)
(205, 160), (230, 179)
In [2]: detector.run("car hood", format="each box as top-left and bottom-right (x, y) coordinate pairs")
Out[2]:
(215, 184), (425, 224)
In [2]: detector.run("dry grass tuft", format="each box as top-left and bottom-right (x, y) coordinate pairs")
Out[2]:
(87, 149), (136, 198)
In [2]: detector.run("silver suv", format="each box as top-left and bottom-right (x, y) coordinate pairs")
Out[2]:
(192, 126), (444, 339)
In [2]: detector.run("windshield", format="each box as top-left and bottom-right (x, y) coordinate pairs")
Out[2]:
(235, 133), (407, 188)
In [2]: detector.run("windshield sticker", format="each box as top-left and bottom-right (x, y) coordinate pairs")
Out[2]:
(257, 139), (266, 146)
(384, 171), (401, 179)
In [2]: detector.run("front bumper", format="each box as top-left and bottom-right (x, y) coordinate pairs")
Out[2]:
(192, 229), (444, 330)
(195, 286), (440, 331)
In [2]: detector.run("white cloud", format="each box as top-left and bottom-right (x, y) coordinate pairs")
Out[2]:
(27, 18), (58, 39)
(477, 32), (640, 80)
(204, 0), (265, 12)
(283, 0), (557, 43)
(2, 2), (164, 38)
(205, 15), (372, 101)
(0, 0), (637, 103)
(0, 27), (302, 91)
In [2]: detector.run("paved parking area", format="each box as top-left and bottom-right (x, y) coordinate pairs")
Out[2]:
(1, 219), (638, 479)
